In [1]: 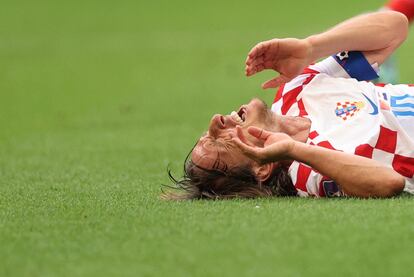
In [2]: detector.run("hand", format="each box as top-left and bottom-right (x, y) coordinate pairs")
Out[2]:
(245, 38), (313, 89)
(232, 126), (295, 164)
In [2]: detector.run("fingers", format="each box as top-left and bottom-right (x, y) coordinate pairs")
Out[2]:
(261, 78), (280, 89)
(245, 42), (270, 76)
(247, 41), (269, 59)
(246, 64), (265, 77)
(247, 126), (272, 141)
(245, 56), (264, 76)
(232, 126), (277, 164)
(261, 75), (289, 89)
(245, 54), (254, 66)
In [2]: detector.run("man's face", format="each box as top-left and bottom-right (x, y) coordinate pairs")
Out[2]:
(191, 98), (274, 171)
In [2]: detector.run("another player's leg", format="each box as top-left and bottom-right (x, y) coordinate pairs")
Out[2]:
(385, 0), (414, 21)
(378, 0), (414, 84)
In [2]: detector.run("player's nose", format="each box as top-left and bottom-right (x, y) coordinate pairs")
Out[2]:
(208, 114), (225, 138)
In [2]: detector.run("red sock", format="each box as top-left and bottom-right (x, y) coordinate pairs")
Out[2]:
(386, 0), (414, 22)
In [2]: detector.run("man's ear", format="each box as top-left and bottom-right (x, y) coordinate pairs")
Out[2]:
(253, 162), (277, 183)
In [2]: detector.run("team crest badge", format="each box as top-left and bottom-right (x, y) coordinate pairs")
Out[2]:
(335, 101), (365, 121)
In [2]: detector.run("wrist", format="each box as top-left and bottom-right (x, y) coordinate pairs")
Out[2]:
(287, 140), (301, 160)
(287, 140), (310, 162)
(304, 35), (321, 62)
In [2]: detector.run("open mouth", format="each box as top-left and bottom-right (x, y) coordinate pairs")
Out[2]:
(230, 107), (246, 124)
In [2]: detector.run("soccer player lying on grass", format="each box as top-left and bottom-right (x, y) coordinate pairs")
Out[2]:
(165, 11), (414, 200)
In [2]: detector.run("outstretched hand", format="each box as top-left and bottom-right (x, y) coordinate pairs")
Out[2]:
(245, 38), (313, 89)
(232, 126), (295, 164)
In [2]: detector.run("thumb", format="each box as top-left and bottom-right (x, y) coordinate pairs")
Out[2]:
(247, 127), (272, 141)
(261, 75), (289, 89)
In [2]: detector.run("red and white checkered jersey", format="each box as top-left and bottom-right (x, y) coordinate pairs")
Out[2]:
(271, 52), (414, 197)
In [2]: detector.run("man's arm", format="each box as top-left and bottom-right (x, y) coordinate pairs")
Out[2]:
(307, 11), (408, 66)
(233, 127), (405, 198)
(289, 140), (404, 198)
(246, 11), (409, 89)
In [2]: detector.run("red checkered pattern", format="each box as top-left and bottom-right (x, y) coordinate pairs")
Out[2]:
(354, 125), (414, 178)
(307, 130), (336, 150)
(273, 71), (318, 116)
(289, 162), (320, 197)
(291, 126), (414, 196)
(295, 164), (312, 193)
(291, 130), (338, 197)
(276, 62), (414, 197)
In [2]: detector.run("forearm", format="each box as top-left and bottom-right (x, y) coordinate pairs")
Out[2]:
(305, 11), (408, 65)
(289, 142), (405, 198)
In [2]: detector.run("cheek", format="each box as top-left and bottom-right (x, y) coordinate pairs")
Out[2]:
(245, 114), (265, 131)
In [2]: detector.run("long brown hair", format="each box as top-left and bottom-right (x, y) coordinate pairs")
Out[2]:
(162, 155), (297, 200)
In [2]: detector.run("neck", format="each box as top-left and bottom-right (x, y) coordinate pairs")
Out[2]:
(271, 114), (311, 143)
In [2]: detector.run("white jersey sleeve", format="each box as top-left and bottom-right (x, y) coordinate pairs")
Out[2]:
(308, 51), (379, 80)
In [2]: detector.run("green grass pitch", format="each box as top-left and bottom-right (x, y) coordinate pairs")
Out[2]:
(2, 0), (414, 276)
